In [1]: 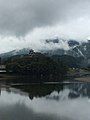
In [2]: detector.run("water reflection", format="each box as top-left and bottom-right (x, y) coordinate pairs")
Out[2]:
(12, 84), (64, 99)
(0, 83), (90, 120)
(12, 83), (90, 99)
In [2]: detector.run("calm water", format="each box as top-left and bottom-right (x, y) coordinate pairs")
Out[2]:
(0, 82), (90, 120)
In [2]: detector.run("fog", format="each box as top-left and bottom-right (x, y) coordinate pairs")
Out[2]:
(0, 0), (90, 53)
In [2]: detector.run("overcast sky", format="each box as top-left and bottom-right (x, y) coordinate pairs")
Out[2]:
(0, 0), (90, 53)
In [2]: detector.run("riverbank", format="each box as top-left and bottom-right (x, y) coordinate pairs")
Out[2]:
(0, 70), (90, 84)
(0, 73), (65, 84)
(67, 69), (90, 82)
(75, 76), (90, 82)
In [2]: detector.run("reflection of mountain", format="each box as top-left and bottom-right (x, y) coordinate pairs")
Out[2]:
(68, 83), (90, 98)
(12, 83), (90, 100)
(0, 83), (90, 100)
(0, 83), (90, 120)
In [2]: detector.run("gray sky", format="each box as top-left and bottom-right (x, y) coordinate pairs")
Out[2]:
(0, 0), (90, 53)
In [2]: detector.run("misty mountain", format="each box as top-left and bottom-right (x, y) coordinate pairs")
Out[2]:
(44, 39), (89, 58)
(45, 38), (59, 44)
(41, 39), (80, 57)
(68, 40), (80, 47)
(0, 39), (81, 59)
(44, 39), (90, 67)
(45, 38), (80, 47)
(0, 39), (90, 67)
(0, 48), (30, 59)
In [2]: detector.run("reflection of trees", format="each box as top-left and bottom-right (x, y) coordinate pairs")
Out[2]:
(12, 83), (90, 100)
(13, 84), (64, 100)
(6, 53), (68, 82)
(6, 86), (11, 93)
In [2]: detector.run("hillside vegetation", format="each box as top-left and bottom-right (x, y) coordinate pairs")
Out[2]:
(6, 53), (68, 82)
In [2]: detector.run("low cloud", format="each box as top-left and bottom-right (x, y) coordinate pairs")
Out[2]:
(0, 0), (90, 52)
(0, 0), (90, 36)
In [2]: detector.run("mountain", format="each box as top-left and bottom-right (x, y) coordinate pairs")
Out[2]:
(68, 41), (90, 58)
(68, 40), (80, 47)
(43, 39), (90, 67)
(0, 48), (30, 59)
(44, 38), (89, 58)
(45, 38), (59, 44)
(0, 39), (81, 58)
(0, 38), (90, 67)
(43, 39), (80, 55)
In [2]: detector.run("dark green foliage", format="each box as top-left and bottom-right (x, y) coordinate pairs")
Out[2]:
(51, 55), (82, 68)
(6, 53), (68, 82)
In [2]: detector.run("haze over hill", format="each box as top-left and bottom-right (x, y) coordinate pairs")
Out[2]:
(0, 39), (90, 67)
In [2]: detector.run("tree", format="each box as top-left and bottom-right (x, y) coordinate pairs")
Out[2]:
(6, 53), (68, 82)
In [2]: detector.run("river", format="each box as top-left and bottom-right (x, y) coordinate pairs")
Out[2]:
(0, 82), (90, 120)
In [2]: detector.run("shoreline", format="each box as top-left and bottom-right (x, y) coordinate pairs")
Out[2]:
(0, 73), (90, 84)
(75, 76), (90, 83)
